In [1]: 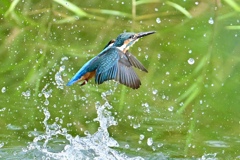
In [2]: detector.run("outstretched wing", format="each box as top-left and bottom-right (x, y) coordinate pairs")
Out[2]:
(95, 48), (141, 89)
(125, 51), (148, 72)
(117, 53), (141, 89)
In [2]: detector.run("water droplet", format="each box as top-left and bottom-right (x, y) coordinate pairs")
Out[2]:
(43, 91), (51, 99)
(0, 142), (4, 148)
(157, 54), (161, 59)
(195, 1), (199, 5)
(157, 143), (163, 147)
(188, 50), (192, 54)
(0, 108), (6, 112)
(162, 95), (166, 99)
(22, 90), (31, 99)
(147, 127), (153, 132)
(154, 8), (158, 12)
(133, 123), (140, 129)
(147, 138), (153, 146)
(139, 134), (145, 140)
(44, 99), (49, 105)
(168, 106), (174, 112)
(59, 65), (65, 72)
(84, 130), (90, 136)
(208, 17), (214, 24)
(188, 58), (195, 65)
(156, 17), (161, 24)
(152, 89), (158, 95)
(145, 55), (148, 60)
(1, 87), (6, 93)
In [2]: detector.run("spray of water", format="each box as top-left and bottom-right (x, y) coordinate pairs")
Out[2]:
(25, 91), (143, 159)
(23, 58), (144, 159)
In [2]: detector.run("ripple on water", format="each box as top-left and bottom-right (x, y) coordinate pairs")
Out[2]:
(205, 140), (230, 148)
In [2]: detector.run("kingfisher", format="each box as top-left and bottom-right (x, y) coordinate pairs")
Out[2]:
(66, 31), (155, 89)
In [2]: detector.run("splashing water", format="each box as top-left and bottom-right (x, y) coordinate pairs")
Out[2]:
(55, 56), (68, 90)
(55, 65), (65, 90)
(24, 89), (144, 160)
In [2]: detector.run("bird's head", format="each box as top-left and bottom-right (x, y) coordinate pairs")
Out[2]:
(113, 31), (155, 52)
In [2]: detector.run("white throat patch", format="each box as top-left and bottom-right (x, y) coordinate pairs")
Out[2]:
(116, 38), (139, 52)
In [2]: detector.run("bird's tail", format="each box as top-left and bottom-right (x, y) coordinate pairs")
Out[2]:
(66, 79), (76, 86)
(66, 69), (85, 86)
(66, 57), (95, 86)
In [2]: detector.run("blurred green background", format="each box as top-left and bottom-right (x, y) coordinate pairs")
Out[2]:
(0, 0), (240, 159)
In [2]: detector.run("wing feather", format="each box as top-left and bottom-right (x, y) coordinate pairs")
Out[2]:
(117, 53), (141, 89)
(126, 51), (148, 72)
(95, 47), (142, 89)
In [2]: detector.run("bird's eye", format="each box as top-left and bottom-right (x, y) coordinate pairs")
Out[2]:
(129, 35), (134, 39)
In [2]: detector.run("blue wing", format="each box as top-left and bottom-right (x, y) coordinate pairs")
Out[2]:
(67, 47), (142, 89)
(66, 41), (114, 86)
(95, 48), (141, 89)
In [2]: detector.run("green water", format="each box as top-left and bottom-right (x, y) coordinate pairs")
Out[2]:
(0, 0), (240, 159)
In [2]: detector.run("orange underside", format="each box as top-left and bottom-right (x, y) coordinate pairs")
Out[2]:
(78, 70), (96, 83)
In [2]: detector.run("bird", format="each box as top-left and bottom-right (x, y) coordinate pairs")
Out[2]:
(66, 31), (155, 89)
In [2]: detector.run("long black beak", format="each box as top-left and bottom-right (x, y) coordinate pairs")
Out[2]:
(136, 31), (156, 39)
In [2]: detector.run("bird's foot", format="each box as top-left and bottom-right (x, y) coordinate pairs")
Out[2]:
(80, 80), (88, 86)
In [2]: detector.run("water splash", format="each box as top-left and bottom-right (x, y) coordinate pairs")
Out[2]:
(40, 84), (52, 106)
(24, 89), (143, 160)
(55, 65), (65, 90)
(54, 56), (68, 90)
